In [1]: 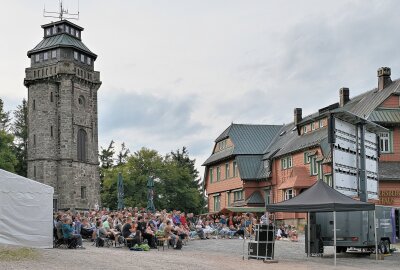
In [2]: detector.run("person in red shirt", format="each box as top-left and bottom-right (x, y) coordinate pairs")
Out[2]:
(179, 212), (188, 229)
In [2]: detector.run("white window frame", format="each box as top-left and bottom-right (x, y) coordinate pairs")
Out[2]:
(379, 132), (391, 153)
(311, 122), (316, 130)
(233, 161), (238, 177)
(234, 190), (244, 201)
(319, 119), (324, 128)
(264, 189), (271, 205)
(281, 158), (287, 170)
(304, 152), (311, 164)
(287, 156), (293, 168)
(213, 195), (221, 211)
(284, 189), (295, 200)
(324, 174), (333, 187)
(311, 156), (318, 175)
(303, 125), (308, 134)
(264, 159), (269, 168)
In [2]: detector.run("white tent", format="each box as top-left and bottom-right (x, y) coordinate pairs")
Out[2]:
(0, 169), (54, 248)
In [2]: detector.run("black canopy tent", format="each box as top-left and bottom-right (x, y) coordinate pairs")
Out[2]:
(265, 180), (377, 266)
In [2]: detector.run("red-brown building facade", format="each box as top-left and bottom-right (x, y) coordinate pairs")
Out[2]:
(203, 67), (400, 224)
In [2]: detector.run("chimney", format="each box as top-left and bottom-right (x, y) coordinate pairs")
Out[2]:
(377, 67), (392, 91)
(294, 108), (302, 125)
(339, 87), (350, 107)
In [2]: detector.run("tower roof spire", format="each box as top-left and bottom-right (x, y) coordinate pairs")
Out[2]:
(44, 0), (79, 21)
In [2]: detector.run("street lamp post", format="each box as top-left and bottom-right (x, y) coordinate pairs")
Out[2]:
(147, 176), (155, 213)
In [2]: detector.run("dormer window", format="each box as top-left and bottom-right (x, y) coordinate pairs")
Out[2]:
(87, 57), (91, 65)
(217, 139), (227, 151)
(74, 51), (78, 60)
(65, 25), (69, 33)
(46, 28), (51, 36)
(71, 28), (75, 36)
(303, 125), (308, 134)
(52, 50), (57, 59)
(80, 54), (85, 63)
(35, 54), (40, 62)
(43, 52), (48, 60)
(75, 30), (80, 38)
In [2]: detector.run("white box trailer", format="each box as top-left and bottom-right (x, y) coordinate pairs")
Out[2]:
(331, 117), (379, 200)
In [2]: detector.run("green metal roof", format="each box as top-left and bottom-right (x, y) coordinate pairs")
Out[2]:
(246, 191), (265, 205)
(27, 33), (97, 59)
(338, 79), (400, 119)
(369, 109), (400, 124)
(203, 124), (282, 166)
(236, 155), (262, 180)
(221, 207), (265, 213)
(229, 124), (283, 154)
(202, 147), (234, 166)
(379, 162), (400, 181)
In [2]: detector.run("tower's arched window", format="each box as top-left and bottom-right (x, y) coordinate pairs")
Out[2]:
(77, 129), (87, 162)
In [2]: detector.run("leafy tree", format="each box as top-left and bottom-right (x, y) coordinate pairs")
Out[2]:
(12, 99), (28, 176)
(99, 145), (205, 214)
(116, 142), (130, 166)
(100, 166), (120, 210)
(99, 140), (115, 169)
(124, 148), (164, 208)
(0, 98), (11, 131)
(99, 140), (115, 191)
(158, 147), (206, 213)
(0, 130), (18, 172)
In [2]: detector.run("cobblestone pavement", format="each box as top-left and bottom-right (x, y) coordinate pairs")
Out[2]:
(1, 237), (399, 270)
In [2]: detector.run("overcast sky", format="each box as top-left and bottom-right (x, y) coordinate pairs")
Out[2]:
(2, 0), (400, 176)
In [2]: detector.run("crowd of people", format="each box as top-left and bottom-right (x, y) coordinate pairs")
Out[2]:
(53, 208), (298, 250)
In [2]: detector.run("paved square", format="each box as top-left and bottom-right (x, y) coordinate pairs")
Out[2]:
(1, 237), (399, 270)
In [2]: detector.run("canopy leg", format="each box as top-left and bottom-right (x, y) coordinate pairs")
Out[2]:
(307, 212), (310, 258)
(374, 210), (378, 260)
(334, 211), (336, 267)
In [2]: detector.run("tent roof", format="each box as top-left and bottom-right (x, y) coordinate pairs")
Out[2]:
(220, 207), (266, 213)
(0, 169), (54, 194)
(266, 180), (375, 212)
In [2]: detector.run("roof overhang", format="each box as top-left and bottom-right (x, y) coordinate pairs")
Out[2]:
(333, 111), (388, 133)
(41, 20), (84, 31)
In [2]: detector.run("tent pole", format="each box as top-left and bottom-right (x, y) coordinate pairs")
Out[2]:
(374, 210), (378, 260)
(307, 212), (310, 258)
(334, 211), (337, 267)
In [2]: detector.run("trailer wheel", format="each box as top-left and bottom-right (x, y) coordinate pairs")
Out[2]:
(383, 240), (390, 254)
(379, 241), (388, 254)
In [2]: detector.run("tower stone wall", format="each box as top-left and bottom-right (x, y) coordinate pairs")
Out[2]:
(24, 20), (101, 210)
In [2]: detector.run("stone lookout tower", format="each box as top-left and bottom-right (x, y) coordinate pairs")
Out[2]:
(24, 19), (101, 210)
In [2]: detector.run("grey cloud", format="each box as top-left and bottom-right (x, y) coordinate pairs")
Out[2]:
(98, 90), (204, 140)
(230, 0), (400, 125)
